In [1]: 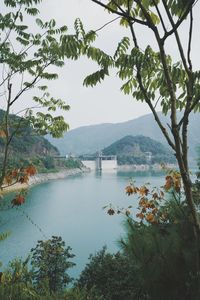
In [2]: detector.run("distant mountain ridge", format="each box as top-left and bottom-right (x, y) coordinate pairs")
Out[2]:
(47, 112), (200, 161)
(102, 135), (175, 165)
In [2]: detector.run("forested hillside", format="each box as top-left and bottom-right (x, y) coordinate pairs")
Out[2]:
(102, 135), (175, 165)
(0, 109), (59, 158)
(47, 112), (200, 162)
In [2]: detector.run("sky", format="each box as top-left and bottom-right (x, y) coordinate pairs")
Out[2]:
(4, 0), (200, 130)
(38, 0), (152, 129)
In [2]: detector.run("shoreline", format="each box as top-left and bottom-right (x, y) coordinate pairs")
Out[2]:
(117, 163), (177, 171)
(1, 167), (90, 195)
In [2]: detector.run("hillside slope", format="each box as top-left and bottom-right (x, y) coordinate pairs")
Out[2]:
(47, 112), (200, 160)
(102, 135), (175, 165)
(0, 110), (59, 158)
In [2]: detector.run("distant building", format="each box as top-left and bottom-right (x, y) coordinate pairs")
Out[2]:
(145, 152), (152, 164)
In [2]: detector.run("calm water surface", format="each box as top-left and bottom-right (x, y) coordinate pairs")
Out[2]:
(0, 170), (165, 277)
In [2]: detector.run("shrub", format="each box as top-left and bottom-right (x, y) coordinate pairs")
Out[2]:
(31, 236), (75, 295)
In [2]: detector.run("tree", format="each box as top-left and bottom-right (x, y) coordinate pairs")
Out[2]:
(77, 246), (136, 300)
(119, 196), (200, 300)
(0, 0), (80, 191)
(74, 0), (200, 264)
(31, 236), (75, 295)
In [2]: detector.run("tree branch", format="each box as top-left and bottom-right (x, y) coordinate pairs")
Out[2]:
(9, 60), (53, 107)
(162, 0), (190, 74)
(95, 17), (121, 33)
(91, 0), (148, 26)
(152, 0), (167, 33)
(162, 0), (195, 42)
(128, 22), (175, 151)
(187, 9), (193, 71)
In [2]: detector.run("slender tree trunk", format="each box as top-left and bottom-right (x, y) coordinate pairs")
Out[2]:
(0, 83), (12, 189)
(175, 140), (200, 275)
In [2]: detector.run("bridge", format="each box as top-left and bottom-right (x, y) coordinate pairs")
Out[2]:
(79, 153), (117, 171)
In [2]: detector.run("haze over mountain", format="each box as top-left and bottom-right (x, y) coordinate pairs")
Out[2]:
(47, 112), (200, 162)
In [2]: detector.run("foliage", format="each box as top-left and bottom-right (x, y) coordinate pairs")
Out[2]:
(104, 169), (200, 298)
(102, 135), (175, 165)
(65, 287), (103, 300)
(31, 236), (75, 295)
(64, 157), (83, 169)
(0, 258), (37, 300)
(76, 246), (136, 300)
(76, 0), (200, 239)
(0, 0), (83, 192)
(0, 0), (73, 137)
(119, 201), (200, 300)
(0, 259), (101, 300)
(0, 110), (59, 157)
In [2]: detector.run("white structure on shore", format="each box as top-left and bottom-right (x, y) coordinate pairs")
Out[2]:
(81, 153), (117, 171)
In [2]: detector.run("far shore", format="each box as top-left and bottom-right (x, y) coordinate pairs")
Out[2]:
(117, 163), (177, 171)
(1, 167), (90, 195)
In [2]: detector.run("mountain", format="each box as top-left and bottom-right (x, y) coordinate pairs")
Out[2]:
(0, 110), (59, 158)
(47, 112), (200, 161)
(102, 135), (175, 165)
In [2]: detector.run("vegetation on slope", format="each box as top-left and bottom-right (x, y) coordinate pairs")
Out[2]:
(102, 135), (175, 165)
(0, 110), (83, 173)
(47, 112), (200, 161)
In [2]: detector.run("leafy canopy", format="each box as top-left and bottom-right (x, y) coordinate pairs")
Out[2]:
(0, 0), (83, 138)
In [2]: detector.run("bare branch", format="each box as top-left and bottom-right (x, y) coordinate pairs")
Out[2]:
(95, 17), (121, 33)
(152, 0), (167, 33)
(153, 95), (161, 109)
(187, 9), (193, 71)
(91, 0), (148, 26)
(162, 0), (194, 42)
(162, 0), (190, 74)
(9, 60), (54, 107)
(128, 21), (175, 151)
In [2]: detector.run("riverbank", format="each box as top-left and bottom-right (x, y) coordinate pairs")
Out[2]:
(117, 163), (177, 171)
(1, 167), (90, 195)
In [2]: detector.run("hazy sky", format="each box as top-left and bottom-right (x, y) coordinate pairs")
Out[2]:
(7, 0), (200, 129)
(38, 0), (152, 129)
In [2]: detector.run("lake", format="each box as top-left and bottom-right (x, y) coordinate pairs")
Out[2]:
(0, 170), (165, 278)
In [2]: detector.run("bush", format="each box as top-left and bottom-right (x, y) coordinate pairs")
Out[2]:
(0, 258), (37, 300)
(31, 236), (75, 295)
(120, 198), (200, 300)
(76, 246), (136, 300)
(64, 158), (83, 169)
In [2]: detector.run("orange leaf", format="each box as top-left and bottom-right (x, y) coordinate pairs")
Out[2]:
(164, 175), (173, 191)
(11, 195), (25, 206)
(25, 165), (37, 176)
(138, 186), (149, 196)
(0, 130), (6, 138)
(146, 213), (155, 222)
(174, 178), (181, 192)
(139, 197), (147, 207)
(136, 212), (144, 219)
